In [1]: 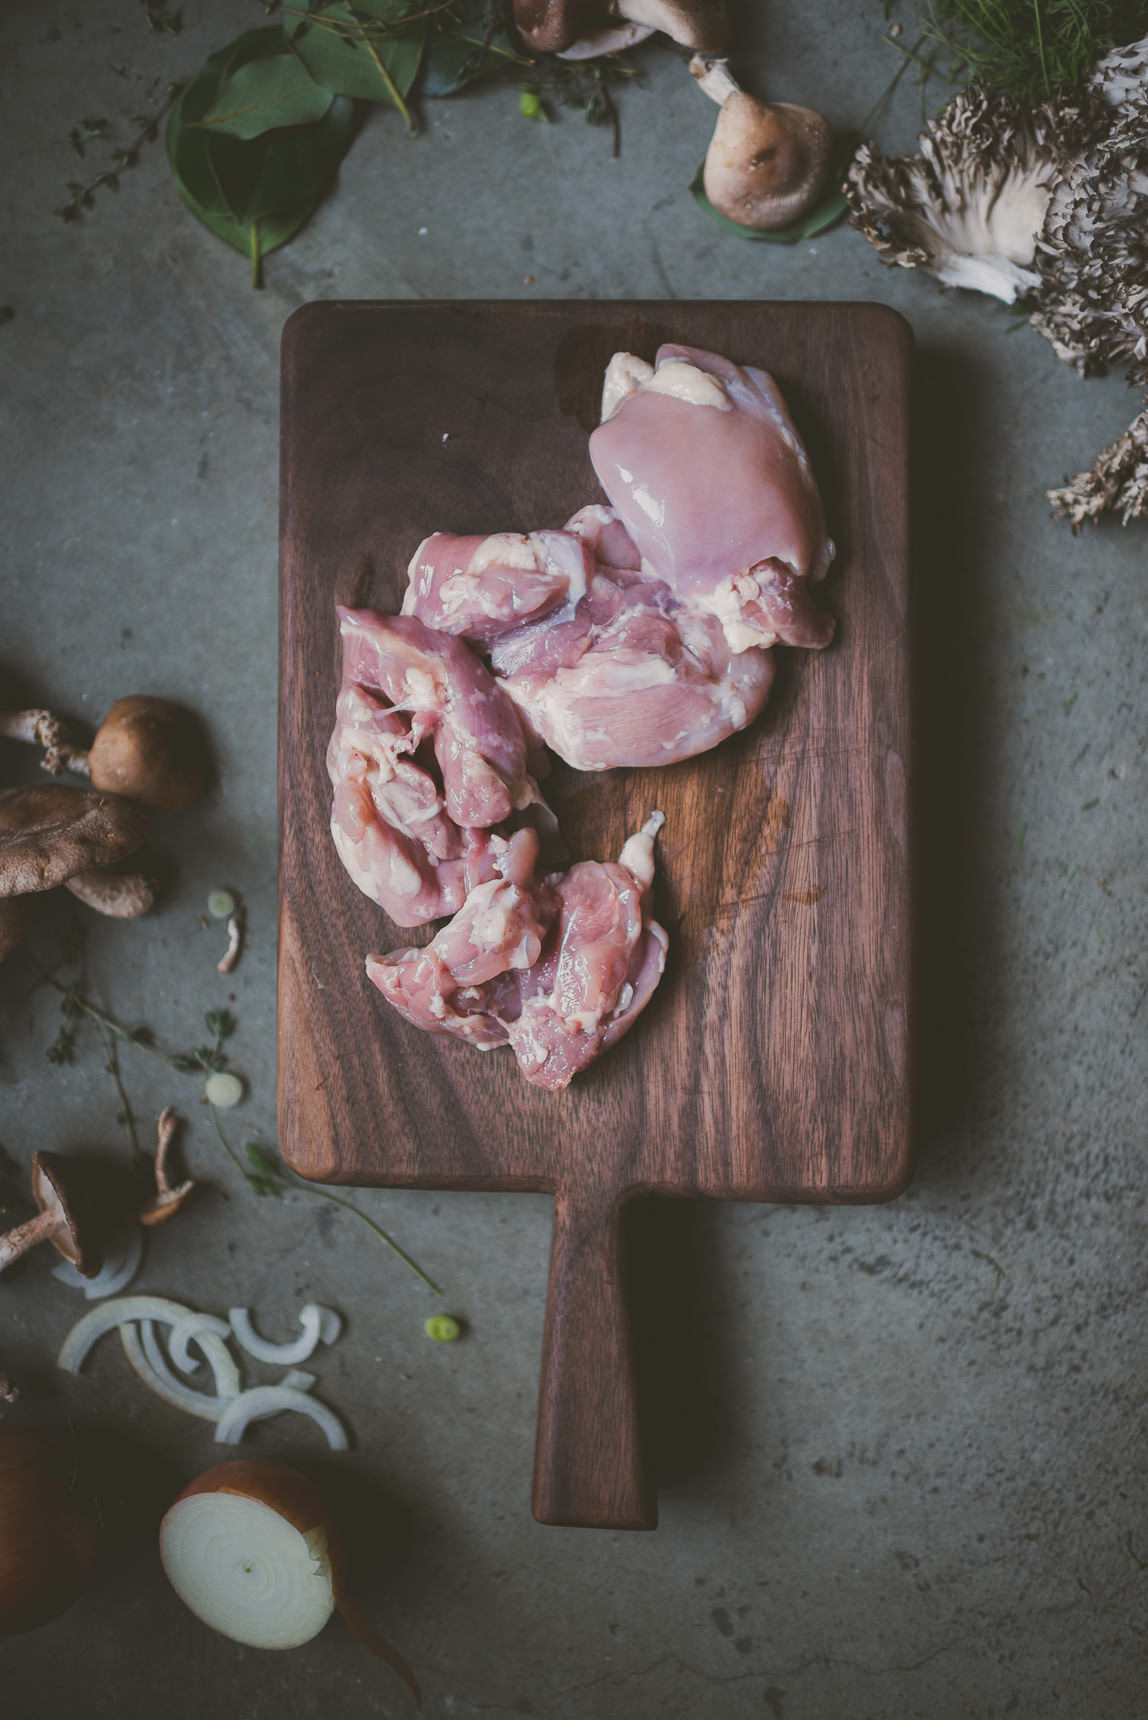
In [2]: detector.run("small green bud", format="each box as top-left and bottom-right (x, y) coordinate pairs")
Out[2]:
(519, 88), (542, 120)
(208, 889), (236, 920)
(425, 1315), (461, 1342)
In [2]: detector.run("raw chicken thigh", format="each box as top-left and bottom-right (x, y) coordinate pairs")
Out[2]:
(328, 345), (836, 1086)
(590, 344), (835, 653)
(366, 816), (668, 1090)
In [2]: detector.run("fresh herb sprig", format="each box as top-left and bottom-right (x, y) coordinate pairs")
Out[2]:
(35, 941), (439, 1291)
(56, 85), (184, 223)
(917, 0), (1148, 102)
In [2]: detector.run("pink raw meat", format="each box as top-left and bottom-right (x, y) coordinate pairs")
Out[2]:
(366, 815), (668, 1089)
(589, 343), (835, 653)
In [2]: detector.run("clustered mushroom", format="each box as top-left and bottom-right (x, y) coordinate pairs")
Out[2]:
(844, 34), (1148, 527)
(0, 695), (211, 960)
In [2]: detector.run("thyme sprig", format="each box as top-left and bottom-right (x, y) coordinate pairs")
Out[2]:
(55, 84), (184, 222)
(915, 0), (1148, 103)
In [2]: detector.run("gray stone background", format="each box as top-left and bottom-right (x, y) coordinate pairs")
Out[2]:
(1, 2), (1144, 1716)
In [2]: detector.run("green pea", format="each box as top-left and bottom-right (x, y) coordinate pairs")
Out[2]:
(425, 1315), (461, 1342)
(519, 88), (541, 121)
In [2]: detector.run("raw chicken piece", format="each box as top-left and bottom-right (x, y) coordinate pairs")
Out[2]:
(366, 815), (668, 1090)
(329, 608), (553, 925)
(589, 343), (836, 653)
(493, 566), (776, 771)
(401, 529), (593, 643)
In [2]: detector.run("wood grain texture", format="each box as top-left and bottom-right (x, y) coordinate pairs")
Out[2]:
(278, 301), (913, 1529)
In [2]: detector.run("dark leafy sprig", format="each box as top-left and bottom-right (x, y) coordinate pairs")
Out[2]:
(56, 85), (184, 222)
(518, 50), (641, 155)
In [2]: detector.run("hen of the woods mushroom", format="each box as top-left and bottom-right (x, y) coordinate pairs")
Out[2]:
(844, 34), (1148, 529)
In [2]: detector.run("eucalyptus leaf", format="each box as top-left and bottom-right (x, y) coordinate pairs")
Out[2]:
(287, 3), (425, 113)
(194, 47), (333, 139)
(688, 135), (858, 245)
(168, 69), (355, 268)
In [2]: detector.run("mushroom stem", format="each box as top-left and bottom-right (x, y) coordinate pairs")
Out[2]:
(689, 52), (739, 104)
(0, 1206), (59, 1271)
(139, 1107), (196, 1226)
(0, 710), (89, 777)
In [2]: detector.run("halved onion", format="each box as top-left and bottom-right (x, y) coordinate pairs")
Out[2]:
(160, 1461), (338, 1649)
(159, 1460), (421, 1706)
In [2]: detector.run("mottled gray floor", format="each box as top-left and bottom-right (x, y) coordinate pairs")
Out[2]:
(1, 3), (1145, 1716)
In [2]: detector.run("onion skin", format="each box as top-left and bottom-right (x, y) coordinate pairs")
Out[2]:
(0, 1429), (101, 1635)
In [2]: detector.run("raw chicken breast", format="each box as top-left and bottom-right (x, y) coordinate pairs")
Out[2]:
(402, 529), (593, 643)
(366, 815), (668, 1090)
(589, 343), (835, 653)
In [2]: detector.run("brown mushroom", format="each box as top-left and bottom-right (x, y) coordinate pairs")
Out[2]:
(0, 1153), (105, 1279)
(138, 1108), (196, 1228)
(0, 696), (210, 813)
(691, 55), (834, 231)
(63, 868), (159, 920)
(0, 786), (147, 899)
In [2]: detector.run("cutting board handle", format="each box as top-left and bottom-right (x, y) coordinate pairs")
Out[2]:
(531, 1188), (655, 1530)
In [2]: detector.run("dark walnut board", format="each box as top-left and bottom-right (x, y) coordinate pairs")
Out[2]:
(279, 300), (913, 1531)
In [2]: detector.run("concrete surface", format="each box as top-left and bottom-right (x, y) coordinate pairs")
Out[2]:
(1, 2), (1145, 1716)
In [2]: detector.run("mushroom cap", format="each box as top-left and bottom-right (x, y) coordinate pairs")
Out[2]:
(514, 0), (727, 55)
(30, 1152), (105, 1277)
(704, 95), (835, 231)
(88, 697), (210, 814)
(0, 785), (147, 898)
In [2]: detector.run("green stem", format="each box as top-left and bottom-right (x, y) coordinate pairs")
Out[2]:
(249, 220), (263, 289)
(346, 2), (416, 132)
(208, 1107), (441, 1295)
(93, 1018), (142, 1161)
(1031, 0), (1049, 97)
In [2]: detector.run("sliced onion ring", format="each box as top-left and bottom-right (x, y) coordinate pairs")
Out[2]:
(159, 1460), (421, 1705)
(227, 1304), (342, 1366)
(53, 1226), (145, 1300)
(58, 1297), (231, 1376)
(120, 1324), (230, 1422)
(213, 1386), (348, 1451)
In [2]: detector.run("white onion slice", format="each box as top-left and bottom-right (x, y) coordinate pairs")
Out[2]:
(142, 1320), (241, 1402)
(214, 1387), (349, 1451)
(161, 1488), (336, 1649)
(52, 1225), (145, 1299)
(227, 1304), (341, 1366)
(120, 1324), (230, 1421)
(58, 1297), (231, 1376)
(279, 1370), (316, 1393)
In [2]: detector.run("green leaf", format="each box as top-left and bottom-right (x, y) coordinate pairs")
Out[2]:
(168, 68), (355, 264)
(688, 135), (858, 245)
(194, 47), (333, 139)
(288, 4), (425, 113)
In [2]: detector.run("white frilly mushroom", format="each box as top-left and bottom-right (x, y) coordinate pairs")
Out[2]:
(844, 35), (1148, 526)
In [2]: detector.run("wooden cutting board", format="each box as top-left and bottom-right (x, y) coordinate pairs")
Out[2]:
(278, 300), (913, 1530)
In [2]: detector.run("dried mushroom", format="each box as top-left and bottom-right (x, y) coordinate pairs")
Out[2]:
(844, 35), (1148, 527)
